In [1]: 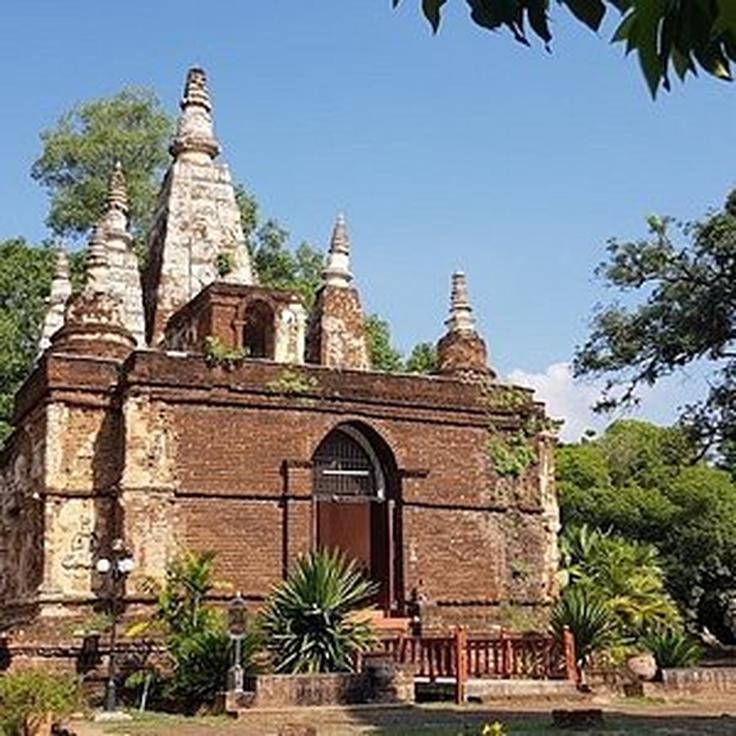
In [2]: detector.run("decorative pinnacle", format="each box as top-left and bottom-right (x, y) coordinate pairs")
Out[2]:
(445, 270), (476, 333)
(322, 213), (353, 288)
(86, 225), (109, 291)
(181, 66), (212, 111)
(106, 161), (128, 214)
(52, 243), (70, 282)
(330, 213), (350, 255)
(171, 66), (220, 159)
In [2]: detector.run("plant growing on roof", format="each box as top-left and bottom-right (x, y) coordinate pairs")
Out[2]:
(265, 367), (319, 394)
(214, 251), (236, 278)
(203, 335), (246, 368)
(261, 548), (377, 673)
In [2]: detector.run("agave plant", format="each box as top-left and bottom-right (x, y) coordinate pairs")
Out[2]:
(551, 587), (618, 668)
(261, 548), (378, 673)
(639, 627), (703, 670)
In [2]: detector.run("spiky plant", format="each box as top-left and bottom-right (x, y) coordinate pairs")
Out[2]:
(261, 548), (378, 673)
(551, 587), (618, 667)
(640, 627), (703, 670)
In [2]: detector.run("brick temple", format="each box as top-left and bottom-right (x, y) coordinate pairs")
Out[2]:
(0, 68), (560, 635)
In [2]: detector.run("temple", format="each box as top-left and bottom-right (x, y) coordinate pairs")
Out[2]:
(0, 68), (559, 637)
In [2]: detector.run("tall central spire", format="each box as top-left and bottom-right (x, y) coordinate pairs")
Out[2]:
(143, 67), (254, 345)
(170, 66), (220, 160)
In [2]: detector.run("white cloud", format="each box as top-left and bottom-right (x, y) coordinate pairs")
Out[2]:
(507, 362), (604, 442)
(506, 361), (708, 443)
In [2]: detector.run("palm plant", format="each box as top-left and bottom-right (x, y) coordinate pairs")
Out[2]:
(639, 627), (703, 670)
(261, 548), (378, 673)
(551, 587), (618, 669)
(559, 525), (680, 639)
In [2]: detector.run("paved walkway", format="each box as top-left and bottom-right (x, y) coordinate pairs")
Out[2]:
(71, 698), (736, 736)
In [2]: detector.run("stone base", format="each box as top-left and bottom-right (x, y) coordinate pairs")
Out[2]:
(223, 660), (415, 713)
(466, 679), (580, 702)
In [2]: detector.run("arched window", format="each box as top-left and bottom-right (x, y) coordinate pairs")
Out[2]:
(243, 300), (275, 359)
(313, 426), (385, 499)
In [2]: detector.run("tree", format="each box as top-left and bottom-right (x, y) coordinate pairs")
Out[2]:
(396, 0), (736, 97)
(31, 89), (173, 250)
(558, 420), (736, 641)
(364, 314), (404, 372)
(574, 191), (736, 461)
(0, 240), (55, 443)
(405, 341), (438, 374)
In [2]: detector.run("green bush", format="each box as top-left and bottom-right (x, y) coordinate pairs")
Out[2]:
(551, 587), (618, 668)
(0, 670), (79, 735)
(640, 627), (704, 670)
(262, 548), (377, 673)
(165, 625), (261, 713)
(128, 549), (260, 713)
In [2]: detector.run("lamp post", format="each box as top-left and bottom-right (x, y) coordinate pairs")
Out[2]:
(227, 592), (247, 693)
(96, 538), (134, 713)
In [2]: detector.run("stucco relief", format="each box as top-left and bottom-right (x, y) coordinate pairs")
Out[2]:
(43, 497), (98, 598)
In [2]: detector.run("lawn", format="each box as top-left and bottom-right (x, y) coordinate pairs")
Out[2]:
(72, 699), (736, 736)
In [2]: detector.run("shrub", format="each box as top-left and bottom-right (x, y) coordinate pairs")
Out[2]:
(262, 548), (377, 673)
(0, 670), (79, 736)
(165, 626), (261, 713)
(127, 549), (260, 712)
(551, 587), (618, 667)
(640, 627), (704, 670)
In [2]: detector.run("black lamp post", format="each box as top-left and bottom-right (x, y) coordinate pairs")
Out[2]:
(96, 538), (134, 713)
(227, 592), (247, 693)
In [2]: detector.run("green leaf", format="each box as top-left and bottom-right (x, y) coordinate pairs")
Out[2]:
(422, 0), (448, 32)
(632, 0), (668, 97)
(528, 0), (553, 44)
(561, 0), (607, 32)
(713, 0), (736, 37)
(670, 46), (693, 81)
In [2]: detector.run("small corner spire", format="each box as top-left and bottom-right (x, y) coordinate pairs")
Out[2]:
(322, 212), (353, 288)
(52, 243), (71, 284)
(38, 243), (72, 355)
(86, 225), (109, 292)
(106, 161), (128, 214)
(170, 66), (220, 160)
(445, 270), (476, 333)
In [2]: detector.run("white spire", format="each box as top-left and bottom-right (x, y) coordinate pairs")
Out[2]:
(38, 245), (72, 354)
(322, 213), (353, 288)
(86, 225), (109, 293)
(101, 160), (131, 243)
(445, 271), (476, 333)
(170, 66), (220, 161)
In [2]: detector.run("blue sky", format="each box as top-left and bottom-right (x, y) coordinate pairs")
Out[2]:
(1, 1), (733, 437)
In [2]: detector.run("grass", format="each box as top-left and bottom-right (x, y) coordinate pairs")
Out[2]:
(76, 702), (736, 736)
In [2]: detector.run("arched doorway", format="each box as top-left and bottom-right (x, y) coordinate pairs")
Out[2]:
(243, 300), (275, 359)
(312, 423), (401, 613)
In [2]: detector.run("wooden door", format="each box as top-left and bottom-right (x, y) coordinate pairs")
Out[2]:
(317, 500), (372, 575)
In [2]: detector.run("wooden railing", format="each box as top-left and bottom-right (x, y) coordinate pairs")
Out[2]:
(374, 627), (577, 704)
